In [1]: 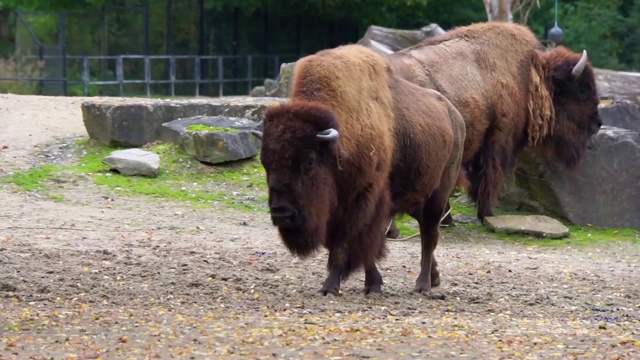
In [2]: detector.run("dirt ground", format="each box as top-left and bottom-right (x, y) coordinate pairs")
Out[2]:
(0, 93), (639, 359)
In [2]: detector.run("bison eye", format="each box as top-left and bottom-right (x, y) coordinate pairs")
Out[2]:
(303, 157), (316, 173)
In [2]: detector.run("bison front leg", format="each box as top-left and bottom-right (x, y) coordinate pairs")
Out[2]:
(364, 263), (383, 295)
(318, 245), (347, 296)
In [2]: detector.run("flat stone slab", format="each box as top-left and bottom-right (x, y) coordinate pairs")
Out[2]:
(162, 116), (262, 164)
(102, 148), (160, 177)
(483, 215), (570, 239)
(161, 115), (261, 146)
(82, 96), (287, 147)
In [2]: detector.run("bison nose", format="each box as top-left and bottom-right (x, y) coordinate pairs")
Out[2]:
(270, 206), (298, 227)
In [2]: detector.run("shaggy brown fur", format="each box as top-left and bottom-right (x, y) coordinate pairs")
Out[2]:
(387, 22), (602, 221)
(253, 44), (466, 295)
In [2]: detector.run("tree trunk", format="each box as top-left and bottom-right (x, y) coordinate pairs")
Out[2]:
(0, 9), (11, 42)
(356, 23), (446, 54)
(484, 0), (513, 22)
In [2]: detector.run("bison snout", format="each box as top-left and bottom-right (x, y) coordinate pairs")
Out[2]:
(270, 206), (299, 228)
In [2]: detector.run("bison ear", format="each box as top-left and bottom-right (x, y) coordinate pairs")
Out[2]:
(316, 128), (339, 142)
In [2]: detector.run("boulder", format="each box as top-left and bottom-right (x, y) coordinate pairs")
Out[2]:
(598, 99), (640, 134)
(82, 96), (287, 147)
(594, 68), (640, 107)
(102, 148), (160, 177)
(266, 62), (296, 98)
(499, 126), (640, 229)
(162, 116), (262, 164)
(250, 86), (267, 97)
(483, 215), (570, 239)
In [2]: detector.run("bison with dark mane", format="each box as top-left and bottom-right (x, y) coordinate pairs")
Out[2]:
(251, 44), (466, 295)
(384, 22), (601, 232)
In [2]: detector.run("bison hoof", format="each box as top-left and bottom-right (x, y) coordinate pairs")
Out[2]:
(413, 281), (432, 294)
(431, 273), (441, 288)
(364, 284), (382, 295)
(317, 288), (340, 297)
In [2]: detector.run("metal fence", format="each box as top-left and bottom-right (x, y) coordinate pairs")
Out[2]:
(0, 53), (298, 97)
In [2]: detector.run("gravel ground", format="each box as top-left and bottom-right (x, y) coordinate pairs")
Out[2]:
(0, 93), (639, 359)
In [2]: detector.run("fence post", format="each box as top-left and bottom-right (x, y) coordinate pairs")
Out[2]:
(59, 12), (68, 96)
(144, 56), (150, 97)
(246, 55), (252, 94)
(217, 56), (223, 97)
(117, 55), (124, 96)
(169, 56), (176, 97)
(194, 56), (201, 97)
(81, 56), (89, 96)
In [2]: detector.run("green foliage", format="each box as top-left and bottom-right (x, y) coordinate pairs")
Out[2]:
(4, 0), (640, 87)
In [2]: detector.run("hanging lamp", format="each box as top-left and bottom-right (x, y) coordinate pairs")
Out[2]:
(548, 0), (564, 44)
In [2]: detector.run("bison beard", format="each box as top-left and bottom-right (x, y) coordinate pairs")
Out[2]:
(387, 22), (602, 223)
(253, 44), (466, 296)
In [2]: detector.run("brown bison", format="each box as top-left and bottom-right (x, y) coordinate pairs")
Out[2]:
(251, 44), (466, 295)
(386, 22), (602, 224)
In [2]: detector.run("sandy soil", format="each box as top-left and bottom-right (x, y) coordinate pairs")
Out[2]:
(0, 93), (639, 359)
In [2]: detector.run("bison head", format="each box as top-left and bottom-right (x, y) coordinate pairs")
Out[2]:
(543, 47), (602, 169)
(252, 101), (341, 257)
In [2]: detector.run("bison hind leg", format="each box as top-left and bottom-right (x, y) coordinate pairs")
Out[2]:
(412, 191), (448, 294)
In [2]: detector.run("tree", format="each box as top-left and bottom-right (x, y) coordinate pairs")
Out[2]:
(484, 0), (512, 22)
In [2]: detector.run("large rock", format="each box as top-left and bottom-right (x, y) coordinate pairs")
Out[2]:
(162, 115), (262, 164)
(82, 96), (287, 147)
(102, 148), (160, 177)
(266, 62), (296, 98)
(598, 99), (640, 134)
(595, 68), (640, 107)
(500, 126), (640, 229)
(483, 215), (570, 239)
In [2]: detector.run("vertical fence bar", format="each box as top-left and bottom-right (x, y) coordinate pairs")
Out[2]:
(117, 55), (124, 96)
(82, 56), (89, 96)
(246, 55), (252, 94)
(169, 56), (176, 97)
(217, 56), (223, 97)
(144, 57), (151, 97)
(194, 56), (201, 97)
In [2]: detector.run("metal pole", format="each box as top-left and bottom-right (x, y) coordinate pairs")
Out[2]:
(166, 0), (173, 96)
(59, 12), (68, 96)
(117, 55), (124, 96)
(82, 56), (89, 96)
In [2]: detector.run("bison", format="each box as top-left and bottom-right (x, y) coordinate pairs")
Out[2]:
(385, 22), (602, 226)
(251, 44), (466, 295)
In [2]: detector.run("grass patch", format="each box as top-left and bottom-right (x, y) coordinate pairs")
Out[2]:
(7, 164), (59, 191)
(2, 138), (269, 212)
(391, 192), (640, 248)
(185, 124), (240, 132)
(3, 137), (640, 248)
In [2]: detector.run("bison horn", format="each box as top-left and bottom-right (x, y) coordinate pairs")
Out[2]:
(316, 128), (339, 142)
(250, 130), (263, 140)
(571, 50), (588, 80)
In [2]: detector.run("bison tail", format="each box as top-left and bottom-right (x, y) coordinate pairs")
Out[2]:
(455, 167), (470, 191)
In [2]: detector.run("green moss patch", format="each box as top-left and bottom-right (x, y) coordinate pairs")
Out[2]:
(185, 124), (241, 132)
